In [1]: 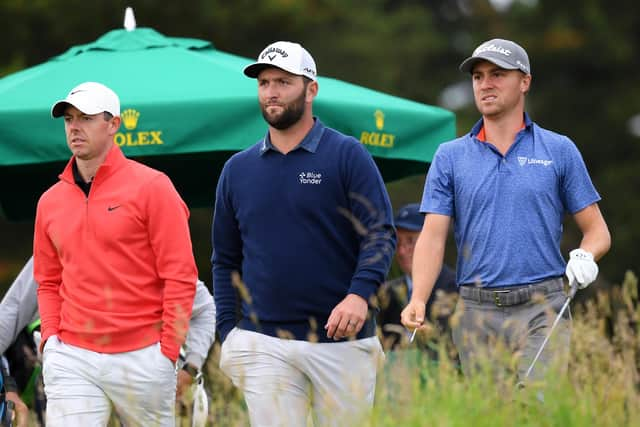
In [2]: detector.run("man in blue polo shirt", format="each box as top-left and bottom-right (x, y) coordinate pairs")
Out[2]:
(401, 38), (610, 383)
(212, 41), (395, 426)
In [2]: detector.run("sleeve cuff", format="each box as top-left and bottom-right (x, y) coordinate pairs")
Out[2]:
(348, 279), (379, 306)
(160, 343), (179, 364)
(218, 322), (234, 344)
(40, 331), (58, 354)
(184, 353), (205, 370)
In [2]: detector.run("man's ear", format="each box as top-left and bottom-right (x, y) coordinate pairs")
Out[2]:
(306, 81), (319, 103)
(521, 74), (532, 94)
(109, 116), (122, 134)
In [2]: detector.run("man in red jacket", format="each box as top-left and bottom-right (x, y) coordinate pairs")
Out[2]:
(33, 81), (197, 427)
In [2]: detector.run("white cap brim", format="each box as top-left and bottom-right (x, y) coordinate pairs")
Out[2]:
(51, 98), (109, 118)
(51, 82), (120, 118)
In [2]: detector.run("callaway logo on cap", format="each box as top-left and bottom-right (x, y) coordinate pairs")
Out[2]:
(459, 38), (531, 75)
(244, 41), (317, 81)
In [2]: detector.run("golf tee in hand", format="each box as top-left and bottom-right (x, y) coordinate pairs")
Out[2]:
(400, 300), (424, 337)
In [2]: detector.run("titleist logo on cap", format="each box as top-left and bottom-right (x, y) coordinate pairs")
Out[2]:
(459, 38), (531, 74)
(474, 43), (512, 57)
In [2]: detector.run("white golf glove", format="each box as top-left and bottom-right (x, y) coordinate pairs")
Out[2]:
(565, 248), (598, 289)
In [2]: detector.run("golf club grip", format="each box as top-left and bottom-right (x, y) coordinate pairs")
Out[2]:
(568, 279), (579, 299)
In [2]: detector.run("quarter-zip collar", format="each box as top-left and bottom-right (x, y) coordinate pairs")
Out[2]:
(59, 144), (128, 187)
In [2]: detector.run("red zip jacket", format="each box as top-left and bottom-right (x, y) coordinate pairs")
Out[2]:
(34, 144), (197, 363)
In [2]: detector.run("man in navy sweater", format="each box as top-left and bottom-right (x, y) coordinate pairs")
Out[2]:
(212, 41), (396, 427)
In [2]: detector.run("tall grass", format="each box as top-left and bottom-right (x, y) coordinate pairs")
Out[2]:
(187, 272), (639, 426)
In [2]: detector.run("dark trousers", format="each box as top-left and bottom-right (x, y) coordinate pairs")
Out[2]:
(452, 278), (571, 383)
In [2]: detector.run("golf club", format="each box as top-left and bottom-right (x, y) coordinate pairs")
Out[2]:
(523, 279), (579, 380)
(409, 328), (417, 343)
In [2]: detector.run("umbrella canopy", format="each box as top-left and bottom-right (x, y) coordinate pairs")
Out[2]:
(0, 27), (455, 221)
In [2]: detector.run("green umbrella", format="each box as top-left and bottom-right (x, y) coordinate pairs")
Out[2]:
(0, 27), (455, 221)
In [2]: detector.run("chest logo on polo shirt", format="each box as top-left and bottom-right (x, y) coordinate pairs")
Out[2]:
(299, 171), (322, 184)
(517, 156), (553, 167)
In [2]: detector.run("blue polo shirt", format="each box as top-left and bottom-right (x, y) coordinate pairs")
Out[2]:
(213, 119), (396, 342)
(421, 113), (600, 288)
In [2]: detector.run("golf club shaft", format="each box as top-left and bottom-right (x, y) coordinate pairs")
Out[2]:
(523, 280), (579, 380)
(409, 328), (417, 343)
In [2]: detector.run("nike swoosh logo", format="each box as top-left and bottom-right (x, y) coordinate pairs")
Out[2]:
(107, 205), (121, 211)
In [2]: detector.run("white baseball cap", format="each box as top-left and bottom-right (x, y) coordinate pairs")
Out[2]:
(244, 41), (317, 81)
(51, 81), (121, 118)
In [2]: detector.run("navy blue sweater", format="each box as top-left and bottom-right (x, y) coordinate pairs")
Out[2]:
(212, 119), (396, 343)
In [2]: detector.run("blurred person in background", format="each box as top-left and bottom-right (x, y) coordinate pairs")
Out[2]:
(0, 257), (43, 427)
(378, 202), (458, 359)
(2, 356), (24, 427)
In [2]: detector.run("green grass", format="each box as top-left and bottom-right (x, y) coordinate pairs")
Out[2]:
(17, 273), (635, 426)
(15, 273), (636, 426)
(191, 271), (638, 426)
(371, 353), (636, 427)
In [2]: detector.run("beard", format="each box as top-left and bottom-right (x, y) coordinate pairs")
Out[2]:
(260, 89), (306, 130)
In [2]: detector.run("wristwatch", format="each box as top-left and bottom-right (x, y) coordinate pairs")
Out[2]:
(182, 363), (200, 379)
